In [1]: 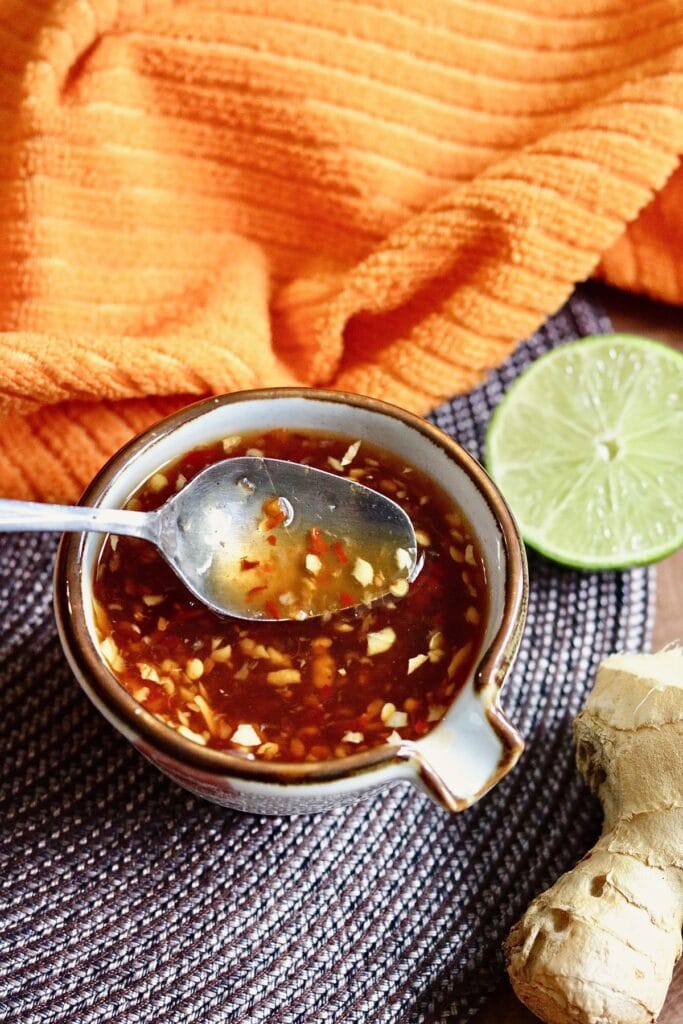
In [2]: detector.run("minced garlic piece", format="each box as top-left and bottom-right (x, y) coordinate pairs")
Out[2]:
(380, 702), (396, 723)
(194, 694), (217, 734)
(465, 606), (481, 625)
(407, 653), (428, 675)
(447, 643), (472, 679)
(340, 440), (361, 466)
(266, 646), (291, 667)
(389, 578), (409, 598)
(342, 731), (363, 744)
(395, 548), (412, 572)
(148, 473), (168, 493)
(386, 730), (403, 744)
(266, 669), (302, 686)
(100, 636), (116, 661)
(353, 557), (374, 588)
(428, 705), (447, 722)
(177, 725), (207, 746)
(366, 627), (397, 656)
(221, 435), (242, 452)
(305, 553), (323, 575)
(429, 632), (445, 651)
(100, 636), (125, 673)
(142, 594), (165, 607)
(137, 663), (160, 683)
(240, 638), (269, 659)
(465, 544), (476, 566)
(185, 658), (204, 681)
(211, 644), (232, 663)
(415, 529), (431, 547)
(231, 723), (261, 746)
(386, 710), (408, 728)
(327, 456), (344, 472)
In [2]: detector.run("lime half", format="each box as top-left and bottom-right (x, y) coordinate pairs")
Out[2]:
(485, 334), (683, 569)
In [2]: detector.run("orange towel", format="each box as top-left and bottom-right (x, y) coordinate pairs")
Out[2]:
(1, 0), (682, 501)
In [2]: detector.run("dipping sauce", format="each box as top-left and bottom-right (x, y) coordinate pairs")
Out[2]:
(93, 430), (488, 762)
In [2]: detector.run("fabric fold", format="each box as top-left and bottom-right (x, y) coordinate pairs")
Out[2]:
(1, 0), (682, 500)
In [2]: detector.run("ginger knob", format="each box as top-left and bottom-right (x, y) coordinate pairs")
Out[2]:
(505, 648), (683, 1024)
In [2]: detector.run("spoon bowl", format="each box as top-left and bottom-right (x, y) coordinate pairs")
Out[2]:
(157, 456), (419, 619)
(0, 457), (418, 620)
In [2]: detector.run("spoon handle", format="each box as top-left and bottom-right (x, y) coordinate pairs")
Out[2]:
(0, 499), (157, 542)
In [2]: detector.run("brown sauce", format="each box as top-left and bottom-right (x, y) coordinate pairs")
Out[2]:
(93, 429), (488, 762)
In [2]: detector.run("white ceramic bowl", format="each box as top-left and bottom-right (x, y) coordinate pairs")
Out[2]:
(55, 389), (528, 815)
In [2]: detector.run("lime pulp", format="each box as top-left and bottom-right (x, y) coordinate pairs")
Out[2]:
(485, 334), (683, 570)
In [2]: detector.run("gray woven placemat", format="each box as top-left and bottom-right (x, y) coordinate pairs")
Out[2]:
(0, 288), (654, 1024)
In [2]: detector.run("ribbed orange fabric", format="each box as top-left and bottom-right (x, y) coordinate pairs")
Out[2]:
(1, 0), (682, 500)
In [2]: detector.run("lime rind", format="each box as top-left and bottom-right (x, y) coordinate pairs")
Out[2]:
(485, 334), (683, 570)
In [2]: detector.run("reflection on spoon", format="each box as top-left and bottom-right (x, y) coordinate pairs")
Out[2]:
(170, 457), (421, 620)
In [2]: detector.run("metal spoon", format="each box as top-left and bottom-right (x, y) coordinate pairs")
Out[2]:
(0, 458), (419, 620)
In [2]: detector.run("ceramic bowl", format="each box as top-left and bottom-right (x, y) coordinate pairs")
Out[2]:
(54, 389), (528, 815)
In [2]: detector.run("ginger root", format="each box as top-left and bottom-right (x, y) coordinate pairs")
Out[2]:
(505, 648), (683, 1024)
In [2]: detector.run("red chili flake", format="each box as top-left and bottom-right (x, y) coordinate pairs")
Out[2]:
(262, 498), (286, 530)
(332, 540), (348, 565)
(308, 528), (329, 556)
(264, 599), (281, 619)
(240, 558), (260, 571)
(246, 584), (269, 598)
(267, 535), (277, 546)
(414, 720), (429, 736)
(339, 592), (354, 608)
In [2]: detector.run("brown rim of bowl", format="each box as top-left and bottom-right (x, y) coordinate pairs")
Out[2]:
(54, 387), (528, 789)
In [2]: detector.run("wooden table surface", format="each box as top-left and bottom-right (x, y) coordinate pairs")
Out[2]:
(473, 284), (683, 1024)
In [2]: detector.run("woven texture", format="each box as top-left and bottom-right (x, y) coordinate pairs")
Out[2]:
(0, 289), (654, 1024)
(2, 0), (683, 503)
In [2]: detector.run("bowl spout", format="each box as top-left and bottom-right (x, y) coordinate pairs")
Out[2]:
(407, 689), (524, 812)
